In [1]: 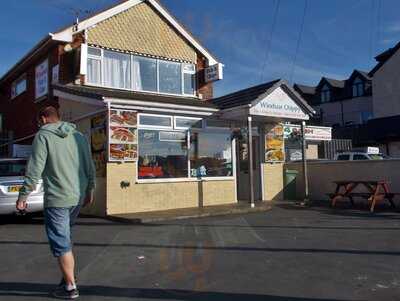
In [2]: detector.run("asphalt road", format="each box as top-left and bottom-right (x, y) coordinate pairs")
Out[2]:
(0, 203), (400, 301)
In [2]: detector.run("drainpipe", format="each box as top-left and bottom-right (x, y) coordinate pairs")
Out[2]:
(301, 121), (309, 204)
(248, 115), (255, 208)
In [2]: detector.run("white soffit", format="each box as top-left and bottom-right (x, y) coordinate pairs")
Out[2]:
(250, 86), (310, 120)
(51, 0), (218, 65)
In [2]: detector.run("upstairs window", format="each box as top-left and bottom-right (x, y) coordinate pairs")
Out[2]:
(134, 57), (157, 92)
(87, 47), (102, 85)
(183, 64), (196, 95)
(320, 84), (331, 103)
(86, 46), (196, 96)
(159, 61), (182, 94)
(352, 77), (364, 97)
(103, 50), (131, 89)
(11, 75), (27, 99)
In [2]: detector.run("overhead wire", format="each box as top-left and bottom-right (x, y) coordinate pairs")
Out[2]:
(289, 0), (308, 85)
(368, 0), (376, 60)
(259, 0), (281, 83)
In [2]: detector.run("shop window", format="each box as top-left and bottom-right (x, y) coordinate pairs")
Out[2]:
(174, 117), (202, 129)
(190, 131), (233, 177)
(183, 63), (196, 95)
(133, 57), (157, 92)
(139, 115), (172, 128)
(11, 75), (27, 99)
(103, 50), (131, 89)
(138, 129), (188, 179)
(159, 61), (182, 94)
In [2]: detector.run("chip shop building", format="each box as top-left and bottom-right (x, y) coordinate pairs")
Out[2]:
(0, 0), (315, 216)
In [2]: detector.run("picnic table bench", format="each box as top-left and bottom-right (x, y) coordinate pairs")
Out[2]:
(328, 180), (400, 212)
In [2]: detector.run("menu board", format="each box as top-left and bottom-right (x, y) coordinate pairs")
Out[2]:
(265, 124), (285, 162)
(91, 114), (107, 177)
(108, 109), (138, 162)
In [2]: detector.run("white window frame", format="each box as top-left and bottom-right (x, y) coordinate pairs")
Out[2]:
(85, 46), (198, 98)
(182, 63), (196, 97)
(174, 116), (203, 130)
(11, 74), (27, 99)
(138, 113), (173, 130)
(136, 113), (235, 183)
(87, 47), (103, 86)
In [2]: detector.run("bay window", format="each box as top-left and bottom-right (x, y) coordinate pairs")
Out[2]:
(86, 46), (196, 96)
(137, 114), (234, 181)
(159, 61), (182, 94)
(103, 50), (131, 89)
(183, 64), (196, 95)
(134, 57), (157, 92)
(87, 48), (102, 85)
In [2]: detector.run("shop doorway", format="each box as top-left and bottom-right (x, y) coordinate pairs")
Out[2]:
(236, 136), (262, 201)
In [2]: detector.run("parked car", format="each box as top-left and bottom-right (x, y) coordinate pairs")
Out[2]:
(0, 158), (43, 215)
(334, 151), (385, 161)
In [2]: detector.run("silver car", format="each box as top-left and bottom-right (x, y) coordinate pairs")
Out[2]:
(0, 158), (43, 215)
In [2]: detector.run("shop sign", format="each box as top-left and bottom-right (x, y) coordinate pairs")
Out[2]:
(108, 109), (138, 162)
(159, 131), (186, 142)
(205, 63), (223, 83)
(265, 124), (285, 162)
(35, 59), (48, 99)
(251, 87), (309, 120)
(284, 124), (332, 141)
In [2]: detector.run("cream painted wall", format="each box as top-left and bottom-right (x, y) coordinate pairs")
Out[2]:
(286, 160), (400, 201)
(262, 163), (284, 201)
(373, 49), (400, 118)
(106, 162), (237, 214)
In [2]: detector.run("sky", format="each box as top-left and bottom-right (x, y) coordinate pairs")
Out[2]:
(1, 0), (400, 97)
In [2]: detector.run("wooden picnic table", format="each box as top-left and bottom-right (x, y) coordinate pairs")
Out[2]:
(329, 180), (397, 212)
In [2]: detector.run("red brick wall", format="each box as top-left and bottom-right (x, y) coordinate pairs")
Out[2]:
(196, 53), (213, 101)
(0, 44), (61, 140)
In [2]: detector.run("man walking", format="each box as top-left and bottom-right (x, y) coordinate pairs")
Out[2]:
(16, 106), (96, 299)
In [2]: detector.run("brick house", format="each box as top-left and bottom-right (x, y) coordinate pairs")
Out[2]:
(0, 0), (217, 140)
(0, 0), (314, 216)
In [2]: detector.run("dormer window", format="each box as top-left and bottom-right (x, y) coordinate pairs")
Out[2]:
(321, 84), (331, 103)
(352, 77), (364, 97)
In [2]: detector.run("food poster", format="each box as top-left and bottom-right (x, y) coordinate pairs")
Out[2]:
(109, 144), (138, 161)
(265, 124), (285, 162)
(108, 109), (138, 162)
(90, 114), (107, 177)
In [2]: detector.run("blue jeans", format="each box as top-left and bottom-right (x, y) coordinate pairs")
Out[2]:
(44, 205), (81, 258)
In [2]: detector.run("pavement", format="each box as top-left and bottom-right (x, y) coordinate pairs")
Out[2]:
(1, 201), (400, 300)
(107, 201), (272, 223)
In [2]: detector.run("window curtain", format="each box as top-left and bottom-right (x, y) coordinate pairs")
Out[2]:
(103, 51), (131, 89)
(133, 59), (142, 91)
